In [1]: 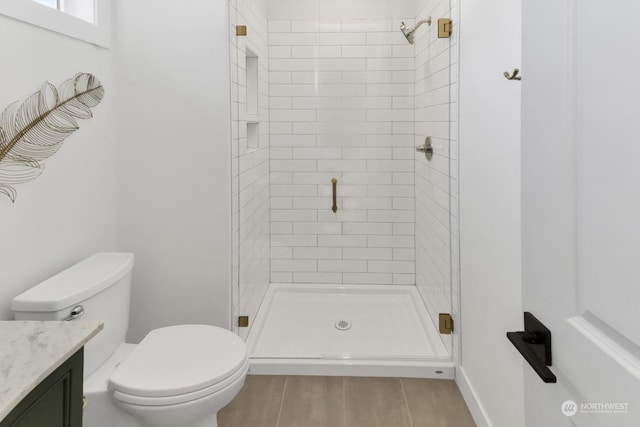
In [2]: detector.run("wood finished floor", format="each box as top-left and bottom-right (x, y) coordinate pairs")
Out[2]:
(219, 375), (476, 427)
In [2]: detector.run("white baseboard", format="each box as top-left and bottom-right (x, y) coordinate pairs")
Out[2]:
(456, 366), (493, 427)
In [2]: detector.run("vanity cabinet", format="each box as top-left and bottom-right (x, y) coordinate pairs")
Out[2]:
(1, 349), (84, 427)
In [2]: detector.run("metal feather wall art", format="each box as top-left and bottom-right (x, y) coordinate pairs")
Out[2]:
(0, 73), (104, 202)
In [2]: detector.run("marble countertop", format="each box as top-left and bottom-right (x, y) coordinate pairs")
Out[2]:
(0, 320), (103, 421)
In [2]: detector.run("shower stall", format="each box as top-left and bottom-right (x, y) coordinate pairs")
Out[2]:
(229, 0), (458, 378)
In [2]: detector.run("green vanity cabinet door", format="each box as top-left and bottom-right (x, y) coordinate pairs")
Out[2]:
(1, 348), (84, 427)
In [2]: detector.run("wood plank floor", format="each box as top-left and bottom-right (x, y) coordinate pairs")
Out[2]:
(219, 375), (476, 427)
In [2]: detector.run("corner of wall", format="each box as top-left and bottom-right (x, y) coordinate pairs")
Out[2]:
(456, 366), (494, 427)
(456, 0), (525, 424)
(114, 0), (233, 341)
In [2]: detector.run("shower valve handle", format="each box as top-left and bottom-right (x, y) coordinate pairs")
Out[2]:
(416, 137), (434, 160)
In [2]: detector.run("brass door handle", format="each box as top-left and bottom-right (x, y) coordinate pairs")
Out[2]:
(331, 178), (337, 213)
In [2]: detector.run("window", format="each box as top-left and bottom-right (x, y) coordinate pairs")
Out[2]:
(0, 0), (110, 48)
(32, 0), (95, 24)
(33, 0), (56, 7)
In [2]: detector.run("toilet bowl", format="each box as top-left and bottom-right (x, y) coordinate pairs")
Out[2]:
(110, 324), (248, 427)
(11, 253), (247, 427)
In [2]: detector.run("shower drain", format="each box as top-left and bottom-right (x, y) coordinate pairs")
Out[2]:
(334, 320), (352, 331)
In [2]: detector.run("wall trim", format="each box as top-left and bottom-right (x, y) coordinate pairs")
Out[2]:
(456, 366), (494, 427)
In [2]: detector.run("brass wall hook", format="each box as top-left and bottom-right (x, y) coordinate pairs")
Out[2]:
(504, 68), (521, 81)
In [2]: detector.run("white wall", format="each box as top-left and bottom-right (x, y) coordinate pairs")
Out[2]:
(114, 1), (232, 342)
(230, 0), (271, 339)
(457, 0), (525, 425)
(0, 15), (117, 320)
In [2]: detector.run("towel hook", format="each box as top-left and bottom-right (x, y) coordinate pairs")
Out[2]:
(504, 68), (521, 81)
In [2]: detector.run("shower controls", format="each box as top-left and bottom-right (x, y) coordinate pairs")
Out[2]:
(416, 137), (434, 161)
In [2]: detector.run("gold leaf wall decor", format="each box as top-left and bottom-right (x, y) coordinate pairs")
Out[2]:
(0, 73), (104, 202)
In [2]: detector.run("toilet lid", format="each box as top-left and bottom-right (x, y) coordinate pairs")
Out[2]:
(109, 325), (247, 398)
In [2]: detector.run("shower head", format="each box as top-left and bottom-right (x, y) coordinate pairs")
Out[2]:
(399, 22), (415, 44)
(400, 17), (432, 44)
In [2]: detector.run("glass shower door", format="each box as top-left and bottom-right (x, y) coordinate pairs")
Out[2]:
(229, 0), (272, 340)
(412, 0), (456, 356)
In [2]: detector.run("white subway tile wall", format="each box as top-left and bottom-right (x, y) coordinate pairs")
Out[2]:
(230, 0), (271, 339)
(268, 18), (417, 285)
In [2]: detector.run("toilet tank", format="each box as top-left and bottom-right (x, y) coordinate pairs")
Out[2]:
(11, 252), (135, 379)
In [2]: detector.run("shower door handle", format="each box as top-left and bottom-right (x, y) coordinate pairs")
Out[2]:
(331, 178), (338, 213)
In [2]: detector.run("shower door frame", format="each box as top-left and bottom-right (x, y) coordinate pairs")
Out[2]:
(229, 0), (461, 371)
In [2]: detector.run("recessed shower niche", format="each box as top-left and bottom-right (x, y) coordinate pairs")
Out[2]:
(247, 122), (259, 149)
(245, 48), (258, 116)
(245, 48), (259, 149)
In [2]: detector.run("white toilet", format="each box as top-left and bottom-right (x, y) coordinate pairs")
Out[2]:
(11, 252), (248, 427)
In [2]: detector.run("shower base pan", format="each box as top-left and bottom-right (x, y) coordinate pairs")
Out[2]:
(246, 283), (454, 379)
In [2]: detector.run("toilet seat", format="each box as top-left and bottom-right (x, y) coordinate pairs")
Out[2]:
(112, 357), (249, 406)
(109, 324), (247, 406)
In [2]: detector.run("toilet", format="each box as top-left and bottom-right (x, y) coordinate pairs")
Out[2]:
(11, 252), (247, 427)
